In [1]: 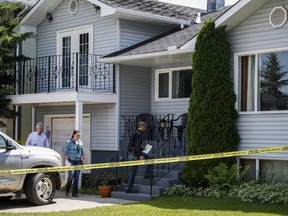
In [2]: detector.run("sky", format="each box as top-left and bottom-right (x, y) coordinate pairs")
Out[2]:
(159, 0), (239, 10)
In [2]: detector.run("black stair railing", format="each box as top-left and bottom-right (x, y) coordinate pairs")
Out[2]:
(111, 113), (187, 195)
(148, 128), (187, 196)
(110, 114), (174, 176)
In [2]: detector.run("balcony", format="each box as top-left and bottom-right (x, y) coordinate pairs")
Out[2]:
(15, 53), (115, 95)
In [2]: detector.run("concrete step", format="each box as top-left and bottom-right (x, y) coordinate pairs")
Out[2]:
(125, 184), (165, 196)
(137, 168), (181, 180)
(111, 191), (152, 202)
(134, 176), (180, 187)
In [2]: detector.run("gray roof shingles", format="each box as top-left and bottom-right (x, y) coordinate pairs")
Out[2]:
(105, 6), (230, 57)
(98, 0), (205, 21)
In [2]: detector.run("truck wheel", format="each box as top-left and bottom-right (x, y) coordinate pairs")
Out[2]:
(25, 173), (56, 205)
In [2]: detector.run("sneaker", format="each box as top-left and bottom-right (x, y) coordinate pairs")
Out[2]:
(125, 188), (137, 193)
(72, 194), (79, 197)
(65, 191), (69, 197)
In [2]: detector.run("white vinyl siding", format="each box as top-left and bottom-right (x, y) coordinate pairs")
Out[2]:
(237, 113), (288, 159)
(36, 104), (117, 151)
(228, 0), (288, 159)
(37, 0), (117, 57)
(119, 65), (150, 114)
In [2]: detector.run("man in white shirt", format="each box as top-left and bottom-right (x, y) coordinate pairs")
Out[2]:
(26, 122), (49, 148)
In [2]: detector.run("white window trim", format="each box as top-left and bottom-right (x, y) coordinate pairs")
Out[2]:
(234, 46), (288, 114)
(56, 25), (93, 55)
(56, 25), (93, 89)
(155, 66), (192, 102)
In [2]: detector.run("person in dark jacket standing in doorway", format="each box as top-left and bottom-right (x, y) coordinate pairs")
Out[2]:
(125, 121), (153, 193)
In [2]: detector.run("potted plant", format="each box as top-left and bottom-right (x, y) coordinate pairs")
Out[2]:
(98, 177), (113, 198)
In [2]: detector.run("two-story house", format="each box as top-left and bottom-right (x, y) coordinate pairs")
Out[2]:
(10, 0), (288, 182)
(10, 0), (205, 165)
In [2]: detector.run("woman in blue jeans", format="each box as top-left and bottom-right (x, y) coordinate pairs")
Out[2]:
(63, 130), (86, 197)
(126, 122), (153, 193)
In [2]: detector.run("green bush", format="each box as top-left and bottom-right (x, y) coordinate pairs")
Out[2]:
(229, 181), (288, 204)
(164, 181), (288, 205)
(205, 163), (250, 190)
(183, 20), (239, 186)
(163, 184), (191, 197)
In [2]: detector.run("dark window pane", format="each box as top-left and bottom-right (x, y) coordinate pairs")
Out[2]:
(259, 51), (288, 111)
(79, 33), (89, 86)
(62, 37), (71, 88)
(172, 69), (192, 99)
(158, 73), (169, 98)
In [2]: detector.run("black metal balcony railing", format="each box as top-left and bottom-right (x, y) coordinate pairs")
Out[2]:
(15, 53), (116, 94)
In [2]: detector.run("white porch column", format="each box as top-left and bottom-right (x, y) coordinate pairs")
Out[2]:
(14, 105), (19, 140)
(256, 158), (260, 181)
(75, 101), (83, 189)
(75, 101), (83, 132)
(32, 106), (35, 131)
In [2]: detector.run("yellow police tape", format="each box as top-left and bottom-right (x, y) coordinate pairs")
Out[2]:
(0, 146), (288, 176)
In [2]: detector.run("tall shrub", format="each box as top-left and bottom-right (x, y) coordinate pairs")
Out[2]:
(0, 3), (30, 127)
(182, 20), (240, 186)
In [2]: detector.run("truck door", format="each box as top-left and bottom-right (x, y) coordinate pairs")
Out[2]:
(0, 135), (22, 192)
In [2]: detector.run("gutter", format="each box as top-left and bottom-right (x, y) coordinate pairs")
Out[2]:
(17, 5), (28, 18)
(99, 48), (195, 64)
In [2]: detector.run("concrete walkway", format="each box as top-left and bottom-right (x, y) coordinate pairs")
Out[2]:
(0, 191), (136, 213)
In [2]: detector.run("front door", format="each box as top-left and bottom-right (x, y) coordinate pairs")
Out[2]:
(50, 116), (90, 173)
(57, 26), (93, 89)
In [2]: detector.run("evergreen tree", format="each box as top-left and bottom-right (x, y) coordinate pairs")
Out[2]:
(182, 20), (240, 186)
(0, 3), (30, 127)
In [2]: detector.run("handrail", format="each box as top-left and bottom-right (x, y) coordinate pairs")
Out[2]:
(111, 113), (187, 196)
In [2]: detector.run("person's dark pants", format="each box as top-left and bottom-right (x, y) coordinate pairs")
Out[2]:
(126, 153), (153, 190)
(66, 159), (82, 196)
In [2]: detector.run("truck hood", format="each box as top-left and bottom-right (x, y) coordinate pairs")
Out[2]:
(22, 146), (59, 156)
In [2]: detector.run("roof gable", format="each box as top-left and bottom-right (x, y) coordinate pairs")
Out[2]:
(18, 0), (204, 29)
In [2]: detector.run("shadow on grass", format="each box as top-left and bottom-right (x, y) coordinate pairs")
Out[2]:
(144, 196), (288, 216)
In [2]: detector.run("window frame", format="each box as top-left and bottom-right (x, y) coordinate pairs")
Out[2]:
(155, 66), (192, 102)
(235, 47), (288, 114)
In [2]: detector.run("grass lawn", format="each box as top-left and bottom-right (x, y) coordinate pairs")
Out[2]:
(2, 196), (288, 216)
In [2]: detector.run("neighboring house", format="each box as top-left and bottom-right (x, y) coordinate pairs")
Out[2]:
(101, 0), (288, 180)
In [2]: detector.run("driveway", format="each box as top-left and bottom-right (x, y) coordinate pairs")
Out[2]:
(0, 191), (136, 213)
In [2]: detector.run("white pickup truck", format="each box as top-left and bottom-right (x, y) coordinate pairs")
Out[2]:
(0, 131), (66, 205)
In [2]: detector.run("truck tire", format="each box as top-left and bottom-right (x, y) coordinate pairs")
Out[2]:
(25, 173), (56, 205)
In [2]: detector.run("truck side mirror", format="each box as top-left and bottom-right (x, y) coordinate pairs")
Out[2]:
(6, 140), (14, 150)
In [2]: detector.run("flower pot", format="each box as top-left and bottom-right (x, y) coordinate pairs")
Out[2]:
(98, 186), (113, 198)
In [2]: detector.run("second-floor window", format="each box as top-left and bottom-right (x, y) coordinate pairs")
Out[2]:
(57, 25), (93, 89)
(156, 67), (193, 101)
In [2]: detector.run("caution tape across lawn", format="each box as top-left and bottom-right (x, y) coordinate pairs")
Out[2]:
(1, 146), (288, 176)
